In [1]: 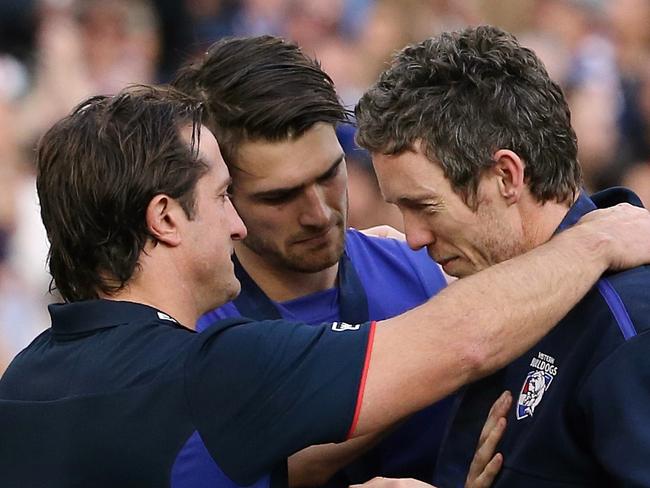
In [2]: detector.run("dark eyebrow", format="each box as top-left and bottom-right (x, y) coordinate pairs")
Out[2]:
(317, 154), (345, 180)
(252, 154), (345, 200)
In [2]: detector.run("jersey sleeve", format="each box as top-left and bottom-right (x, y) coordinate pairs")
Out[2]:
(183, 318), (375, 485)
(396, 241), (447, 296)
(577, 330), (650, 486)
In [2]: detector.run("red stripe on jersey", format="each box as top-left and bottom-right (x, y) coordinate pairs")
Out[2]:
(346, 320), (377, 439)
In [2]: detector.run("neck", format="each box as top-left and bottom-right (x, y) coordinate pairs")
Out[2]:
(234, 242), (339, 302)
(521, 192), (578, 251)
(102, 252), (201, 330)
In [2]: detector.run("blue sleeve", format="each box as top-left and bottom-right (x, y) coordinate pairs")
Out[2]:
(184, 318), (374, 485)
(344, 230), (446, 320)
(394, 240), (447, 297)
(577, 330), (650, 486)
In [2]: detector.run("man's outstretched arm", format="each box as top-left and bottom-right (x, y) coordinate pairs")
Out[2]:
(353, 203), (650, 435)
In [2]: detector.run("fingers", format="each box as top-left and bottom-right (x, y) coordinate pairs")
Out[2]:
(466, 391), (511, 488)
(576, 203), (650, 270)
(469, 452), (503, 488)
(359, 225), (405, 240)
(466, 416), (507, 487)
(478, 390), (511, 446)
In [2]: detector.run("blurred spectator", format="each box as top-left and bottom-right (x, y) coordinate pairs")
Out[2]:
(284, 0), (346, 52)
(0, 0), (36, 61)
(15, 0), (161, 148)
(0, 97), (50, 372)
(232, 0), (288, 37)
(337, 125), (403, 230)
(0, 0), (162, 371)
(622, 57), (650, 207)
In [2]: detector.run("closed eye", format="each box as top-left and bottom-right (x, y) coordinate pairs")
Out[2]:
(398, 199), (444, 215)
(253, 156), (343, 204)
(217, 191), (233, 203)
(420, 203), (443, 214)
(257, 189), (300, 205)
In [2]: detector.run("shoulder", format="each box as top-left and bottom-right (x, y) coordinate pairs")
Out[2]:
(596, 265), (650, 337)
(189, 317), (371, 360)
(344, 228), (438, 270)
(344, 228), (446, 295)
(344, 227), (405, 252)
(566, 265), (650, 382)
(0, 328), (53, 392)
(184, 318), (374, 387)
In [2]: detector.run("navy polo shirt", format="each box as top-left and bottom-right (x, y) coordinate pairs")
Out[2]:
(435, 188), (650, 487)
(0, 299), (374, 487)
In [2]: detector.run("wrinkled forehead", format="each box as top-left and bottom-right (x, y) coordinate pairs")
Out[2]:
(371, 146), (447, 201)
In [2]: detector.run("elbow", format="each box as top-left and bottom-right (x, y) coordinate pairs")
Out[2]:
(459, 340), (494, 383)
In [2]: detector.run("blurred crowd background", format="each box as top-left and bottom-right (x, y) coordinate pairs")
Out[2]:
(1, 0), (649, 371)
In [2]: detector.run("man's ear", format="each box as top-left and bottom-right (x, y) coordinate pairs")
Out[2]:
(145, 195), (183, 247)
(492, 149), (526, 205)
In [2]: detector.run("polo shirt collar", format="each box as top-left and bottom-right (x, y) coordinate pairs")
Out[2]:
(48, 299), (180, 336)
(554, 191), (597, 234)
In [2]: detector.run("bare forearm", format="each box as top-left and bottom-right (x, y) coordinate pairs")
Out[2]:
(288, 431), (389, 487)
(439, 225), (608, 377)
(356, 224), (609, 435)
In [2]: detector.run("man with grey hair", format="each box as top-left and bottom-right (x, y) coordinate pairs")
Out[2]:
(356, 25), (650, 487)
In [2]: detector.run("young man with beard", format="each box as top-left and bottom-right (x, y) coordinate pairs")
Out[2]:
(173, 36), (453, 487)
(356, 25), (650, 487)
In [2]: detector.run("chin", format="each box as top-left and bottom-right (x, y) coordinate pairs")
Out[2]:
(209, 280), (241, 310)
(443, 261), (479, 279)
(288, 251), (341, 273)
(225, 280), (242, 302)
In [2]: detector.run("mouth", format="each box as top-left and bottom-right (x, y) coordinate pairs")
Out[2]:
(293, 226), (335, 244)
(436, 256), (459, 268)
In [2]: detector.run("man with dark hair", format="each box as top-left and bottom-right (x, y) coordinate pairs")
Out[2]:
(172, 35), (454, 487)
(356, 25), (650, 487)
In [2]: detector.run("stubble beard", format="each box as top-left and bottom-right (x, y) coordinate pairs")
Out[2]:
(242, 221), (346, 274)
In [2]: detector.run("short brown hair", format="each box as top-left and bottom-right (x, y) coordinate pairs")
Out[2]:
(173, 35), (350, 167)
(356, 25), (582, 209)
(37, 85), (208, 302)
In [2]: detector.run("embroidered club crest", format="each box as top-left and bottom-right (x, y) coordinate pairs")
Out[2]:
(516, 351), (558, 420)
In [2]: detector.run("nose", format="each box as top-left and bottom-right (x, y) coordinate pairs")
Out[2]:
(402, 211), (435, 251)
(226, 198), (247, 240)
(298, 184), (332, 228)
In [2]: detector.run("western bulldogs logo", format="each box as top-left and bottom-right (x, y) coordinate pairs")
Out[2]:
(516, 351), (558, 420)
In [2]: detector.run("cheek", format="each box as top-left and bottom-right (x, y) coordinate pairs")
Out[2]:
(433, 213), (465, 237)
(238, 202), (300, 240)
(326, 179), (348, 211)
(437, 214), (483, 247)
(235, 201), (274, 227)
